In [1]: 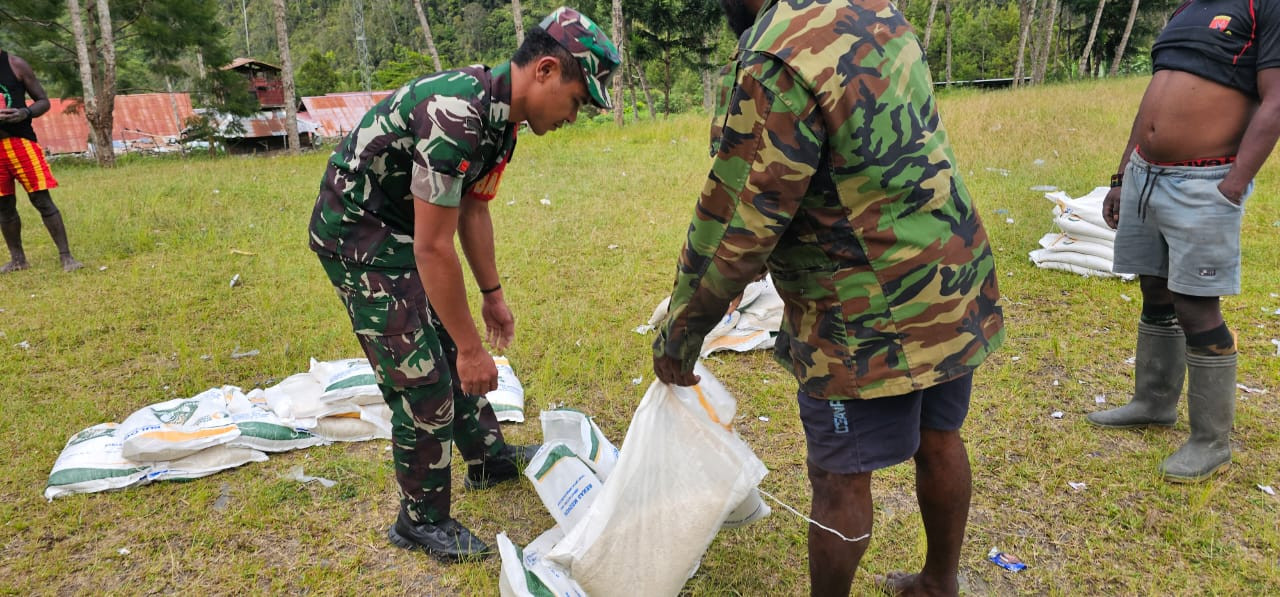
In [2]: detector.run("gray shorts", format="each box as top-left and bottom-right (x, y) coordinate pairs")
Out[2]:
(1112, 151), (1250, 296)
(797, 374), (972, 475)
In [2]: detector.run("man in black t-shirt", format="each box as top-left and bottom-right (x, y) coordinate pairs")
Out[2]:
(1089, 0), (1280, 483)
(0, 49), (82, 273)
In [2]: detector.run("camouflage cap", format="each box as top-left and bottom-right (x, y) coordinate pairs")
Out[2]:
(539, 7), (621, 109)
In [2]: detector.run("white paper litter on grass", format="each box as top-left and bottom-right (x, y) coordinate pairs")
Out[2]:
(1258, 485), (1276, 496)
(283, 465), (336, 488)
(1095, 395), (1106, 404)
(1051, 411), (1064, 419)
(1236, 384), (1267, 395)
(1068, 482), (1087, 491)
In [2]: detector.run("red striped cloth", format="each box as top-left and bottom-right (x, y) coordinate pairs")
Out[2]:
(0, 137), (58, 195)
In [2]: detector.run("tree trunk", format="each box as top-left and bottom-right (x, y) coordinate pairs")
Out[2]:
(611, 0), (625, 126)
(662, 49), (672, 117)
(922, 0), (940, 50)
(636, 63), (656, 120)
(1013, 0), (1035, 87)
(1110, 0), (1141, 76)
(944, 0), (952, 86)
(81, 0), (117, 167)
(272, 0), (300, 154)
(627, 57), (640, 122)
(511, 0), (525, 46)
(66, 0), (96, 121)
(1078, 0), (1107, 77)
(414, 0), (443, 71)
(1033, 0), (1059, 84)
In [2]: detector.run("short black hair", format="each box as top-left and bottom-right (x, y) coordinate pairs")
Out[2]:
(512, 27), (582, 84)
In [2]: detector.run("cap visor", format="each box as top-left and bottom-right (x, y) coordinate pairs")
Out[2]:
(585, 72), (611, 109)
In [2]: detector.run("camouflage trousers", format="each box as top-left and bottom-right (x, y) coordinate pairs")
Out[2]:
(319, 256), (507, 524)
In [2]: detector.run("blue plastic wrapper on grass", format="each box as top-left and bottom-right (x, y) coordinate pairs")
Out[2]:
(987, 547), (1026, 572)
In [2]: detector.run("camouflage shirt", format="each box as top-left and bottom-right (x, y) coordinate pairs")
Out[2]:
(655, 0), (1004, 400)
(309, 63), (518, 269)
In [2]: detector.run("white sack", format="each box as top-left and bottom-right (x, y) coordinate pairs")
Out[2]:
(539, 409), (620, 481)
(120, 387), (242, 462)
(262, 372), (356, 423)
(309, 357), (382, 405)
(1037, 232), (1115, 261)
(488, 355), (526, 423)
(44, 423), (151, 499)
(525, 443), (603, 533)
(498, 528), (587, 597)
(311, 413), (390, 442)
(146, 445), (268, 482)
(226, 389), (327, 453)
(546, 364), (768, 597)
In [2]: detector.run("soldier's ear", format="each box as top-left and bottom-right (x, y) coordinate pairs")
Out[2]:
(534, 56), (560, 83)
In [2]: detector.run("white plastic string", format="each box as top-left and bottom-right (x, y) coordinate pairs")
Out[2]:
(758, 488), (870, 543)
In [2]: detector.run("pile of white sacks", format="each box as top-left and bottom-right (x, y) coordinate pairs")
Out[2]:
(1028, 187), (1135, 280)
(44, 356), (526, 499)
(643, 276), (784, 356)
(499, 364), (769, 597)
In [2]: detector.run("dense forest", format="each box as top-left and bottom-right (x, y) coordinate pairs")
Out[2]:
(0, 0), (1181, 164)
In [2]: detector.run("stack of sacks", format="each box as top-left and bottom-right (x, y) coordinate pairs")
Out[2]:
(498, 364), (770, 597)
(46, 354), (532, 499)
(645, 275), (784, 357)
(1029, 187), (1135, 280)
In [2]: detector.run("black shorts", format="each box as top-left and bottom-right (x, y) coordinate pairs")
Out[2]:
(798, 374), (972, 474)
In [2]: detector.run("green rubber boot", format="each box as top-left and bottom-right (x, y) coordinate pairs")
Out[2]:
(1160, 352), (1236, 483)
(1087, 322), (1184, 428)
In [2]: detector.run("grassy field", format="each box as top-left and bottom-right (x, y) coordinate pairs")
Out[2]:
(1, 76), (1277, 595)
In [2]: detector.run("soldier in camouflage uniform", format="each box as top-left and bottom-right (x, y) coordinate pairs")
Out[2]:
(653, 1), (1003, 594)
(309, 7), (619, 562)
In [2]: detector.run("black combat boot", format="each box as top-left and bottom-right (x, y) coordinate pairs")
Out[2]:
(386, 507), (492, 562)
(464, 443), (541, 490)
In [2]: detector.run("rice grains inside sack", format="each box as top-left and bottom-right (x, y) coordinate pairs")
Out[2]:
(45, 423), (151, 500)
(539, 409), (619, 481)
(309, 358), (382, 405)
(120, 387), (242, 462)
(226, 389), (327, 453)
(486, 355), (526, 423)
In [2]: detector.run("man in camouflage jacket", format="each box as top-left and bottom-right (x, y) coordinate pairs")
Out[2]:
(653, 1), (1003, 594)
(309, 7), (618, 562)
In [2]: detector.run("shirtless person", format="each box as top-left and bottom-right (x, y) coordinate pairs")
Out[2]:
(1088, 0), (1280, 483)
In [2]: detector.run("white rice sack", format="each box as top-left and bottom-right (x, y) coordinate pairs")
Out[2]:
(539, 409), (620, 481)
(146, 445), (268, 482)
(737, 276), (783, 331)
(309, 357), (382, 405)
(702, 328), (775, 357)
(1054, 211), (1116, 244)
(266, 372), (359, 422)
(1046, 187), (1110, 229)
(721, 487), (771, 528)
(311, 413), (389, 442)
(120, 387), (242, 462)
(646, 296), (672, 328)
(546, 364), (768, 597)
(357, 402), (393, 437)
(525, 443), (603, 533)
(487, 355), (526, 423)
(226, 389), (327, 453)
(498, 528), (587, 597)
(44, 423), (151, 500)
(1037, 233), (1115, 261)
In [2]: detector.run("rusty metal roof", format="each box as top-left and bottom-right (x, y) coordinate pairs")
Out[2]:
(210, 108), (319, 138)
(33, 93), (195, 155)
(224, 58), (281, 72)
(300, 91), (392, 138)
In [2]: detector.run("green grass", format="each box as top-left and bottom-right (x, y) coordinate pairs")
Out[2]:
(2, 76), (1278, 595)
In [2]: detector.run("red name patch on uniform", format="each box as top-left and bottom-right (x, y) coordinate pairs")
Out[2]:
(465, 160), (507, 202)
(1210, 15), (1231, 32)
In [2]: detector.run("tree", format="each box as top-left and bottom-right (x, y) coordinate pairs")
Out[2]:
(272, 0), (299, 154)
(1012, 0), (1036, 86)
(413, 0), (443, 72)
(611, 0), (625, 126)
(1032, 0), (1059, 84)
(629, 0), (722, 116)
(922, 0), (941, 50)
(3, 0), (255, 166)
(1078, 0), (1106, 76)
(943, 0), (953, 85)
(1110, 0), (1140, 76)
(511, 0), (525, 46)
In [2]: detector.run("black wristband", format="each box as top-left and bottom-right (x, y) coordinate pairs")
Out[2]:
(480, 283), (501, 295)
(1110, 172), (1123, 188)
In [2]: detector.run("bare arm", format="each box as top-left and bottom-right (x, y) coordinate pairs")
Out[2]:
(1218, 68), (1280, 201)
(458, 197), (514, 350)
(413, 197), (498, 396)
(12, 55), (49, 117)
